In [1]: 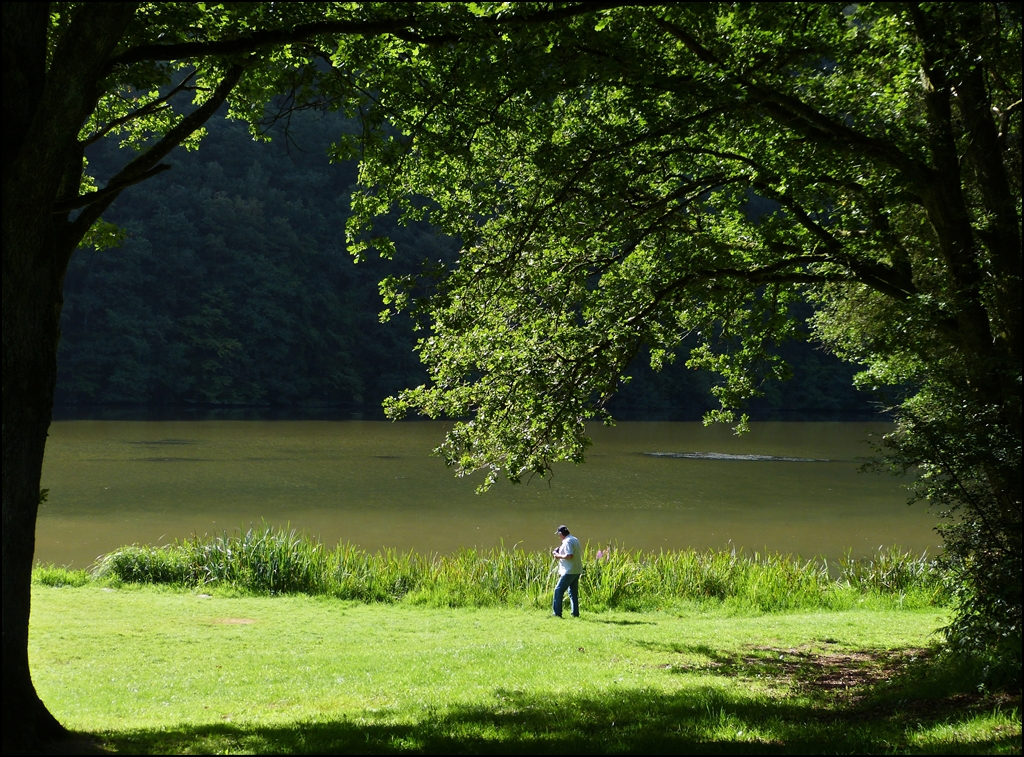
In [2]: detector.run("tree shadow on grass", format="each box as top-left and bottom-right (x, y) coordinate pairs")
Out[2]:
(81, 664), (1019, 756)
(635, 639), (917, 689)
(634, 639), (1011, 709)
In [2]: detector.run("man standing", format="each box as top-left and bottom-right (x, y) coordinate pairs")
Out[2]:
(551, 525), (583, 617)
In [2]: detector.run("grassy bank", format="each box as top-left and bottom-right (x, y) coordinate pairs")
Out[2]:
(62, 526), (948, 613)
(28, 582), (1020, 754)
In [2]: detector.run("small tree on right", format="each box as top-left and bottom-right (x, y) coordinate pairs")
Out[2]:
(812, 241), (1021, 670)
(347, 2), (1022, 673)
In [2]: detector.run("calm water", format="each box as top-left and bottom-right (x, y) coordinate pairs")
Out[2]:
(37, 421), (940, 567)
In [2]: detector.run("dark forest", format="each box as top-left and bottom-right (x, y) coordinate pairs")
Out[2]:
(58, 108), (875, 420)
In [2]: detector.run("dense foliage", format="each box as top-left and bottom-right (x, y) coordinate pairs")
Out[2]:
(343, 4), (1021, 667)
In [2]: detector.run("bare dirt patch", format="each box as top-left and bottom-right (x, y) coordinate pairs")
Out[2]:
(734, 646), (1021, 724)
(743, 645), (931, 699)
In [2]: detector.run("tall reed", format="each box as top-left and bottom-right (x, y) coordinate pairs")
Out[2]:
(94, 525), (947, 611)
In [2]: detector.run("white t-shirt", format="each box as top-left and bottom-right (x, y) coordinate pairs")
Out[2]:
(557, 535), (583, 575)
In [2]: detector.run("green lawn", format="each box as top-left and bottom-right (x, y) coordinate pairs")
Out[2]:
(29, 584), (1020, 754)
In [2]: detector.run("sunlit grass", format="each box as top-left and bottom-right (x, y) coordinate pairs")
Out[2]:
(32, 564), (91, 588)
(88, 525), (947, 612)
(28, 584), (1019, 754)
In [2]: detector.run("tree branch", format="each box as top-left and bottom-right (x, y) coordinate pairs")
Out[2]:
(80, 70), (197, 147)
(653, 13), (931, 184)
(744, 87), (930, 182)
(664, 258), (845, 293)
(53, 164), (171, 214)
(107, 3), (634, 71)
(62, 62), (247, 245)
(109, 19), (427, 69)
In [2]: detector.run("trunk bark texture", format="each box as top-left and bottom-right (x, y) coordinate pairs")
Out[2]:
(2, 4), (135, 749)
(2, 211), (69, 751)
(911, 4), (1023, 592)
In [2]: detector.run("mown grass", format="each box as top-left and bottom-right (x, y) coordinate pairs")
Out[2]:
(28, 583), (1020, 755)
(89, 525), (946, 612)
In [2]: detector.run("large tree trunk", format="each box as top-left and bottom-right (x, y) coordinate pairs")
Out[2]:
(913, 6), (1023, 553)
(2, 4), (135, 749)
(2, 3), (69, 747)
(1, 217), (70, 751)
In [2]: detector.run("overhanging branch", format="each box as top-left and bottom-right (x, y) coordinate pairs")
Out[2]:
(54, 164), (171, 214)
(62, 62), (248, 247)
(80, 69), (198, 147)
(653, 13), (931, 185)
(107, 3), (634, 71)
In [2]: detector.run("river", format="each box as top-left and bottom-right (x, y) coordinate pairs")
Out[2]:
(36, 420), (940, 567)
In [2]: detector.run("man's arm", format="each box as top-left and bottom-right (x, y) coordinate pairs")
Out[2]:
(552, 544), (574, 558)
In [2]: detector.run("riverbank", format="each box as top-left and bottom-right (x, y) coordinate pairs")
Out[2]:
(29, 582), (1020, 754)
(77, 527), (946, 613)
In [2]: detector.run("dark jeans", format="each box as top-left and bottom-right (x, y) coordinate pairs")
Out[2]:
(553, 572), (580, 617)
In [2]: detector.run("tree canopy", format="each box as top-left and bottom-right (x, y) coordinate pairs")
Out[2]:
(347, 3), (1022, 664)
